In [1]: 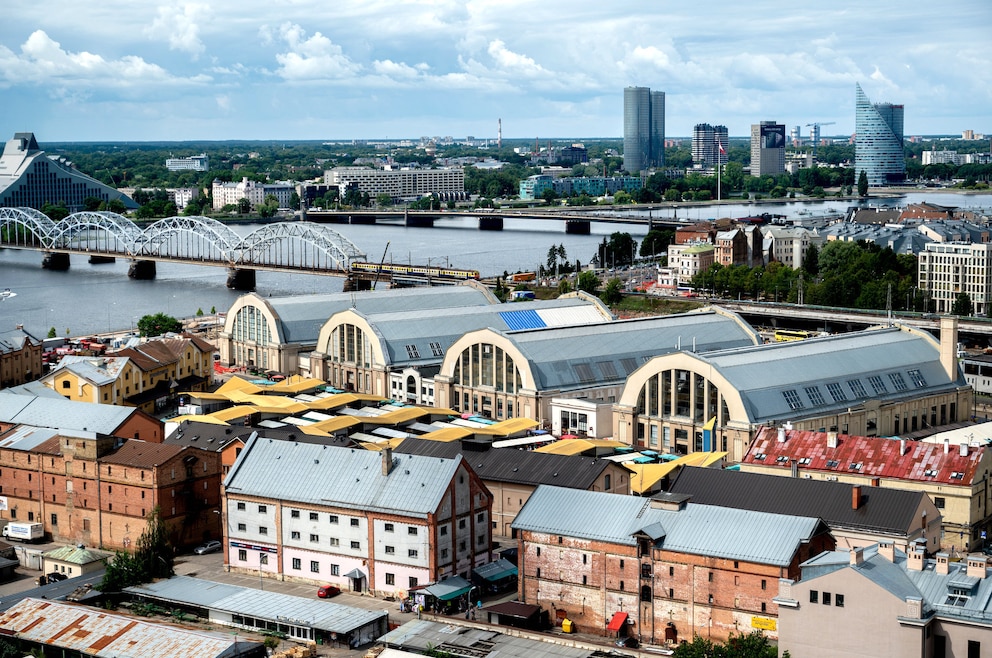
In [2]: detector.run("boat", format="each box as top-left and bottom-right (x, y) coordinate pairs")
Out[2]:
(0, 288), (16, 300)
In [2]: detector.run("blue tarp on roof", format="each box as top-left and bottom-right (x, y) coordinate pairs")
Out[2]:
(499, 309), (547, 331)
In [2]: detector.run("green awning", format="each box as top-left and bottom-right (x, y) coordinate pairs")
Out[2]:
(423, 575), (473, 601)
(473, 558), (518, 582)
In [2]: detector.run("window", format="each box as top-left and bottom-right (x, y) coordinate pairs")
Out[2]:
(386, 573), (395, 586)
(536, 568), (541, 578)
(583, 575), (588, 585)
(459, 519), (466, 529)
(259, 526), (268, 535)
(237, 502), (246, 511)
(440, 526), (448, 536)
(782, 389), (804, 410)
(836, 594), (844, 607)
(669, 566), (674, 576)
(822, 592), (831, 605)
(805, 386), (825, 406)
(259, 554), (268, 566)
(238, 523), (247, 532)
(761, 602), (767, 612)
(888, 372), (908, 391)
(908, 369), (927, 388)
(309, 512), (318, 521)
(761, 579), (766, 590)
(708, 572), (713, 582)
(258, 505), (267, 513)
(810, 590), (818, 604)
(350, 518), (359, 527)
(291, 531), (301, 540)
(405, 344), (420, 359)
(331, 564), (340, 576)
(408, 526), (418, 535)
(847, 379), (867, 398)
(384, 523), (394, 532)
(441, 549), (448, 559)
(239, 549), (247, 562)
(536, 547), (541, 557)
(329, 538), (339, 546)
(50, 513), (58, 526)
(409, 549), (419, 558)
(867, 375), (887, 395)
(968, 640), (980, 658)
(583, 554), (588, 565)
(476, 513), (484, 522)
(350, 541), (360, 549)
(310, 561), (320, 573)
(935, 497), (945, 509)
(619, 559), (625, 569)
(291, 510), (300, 518)
(329, 515), (339, 524)
(310, 534), (319, 542)
(409, 577), (418, 588)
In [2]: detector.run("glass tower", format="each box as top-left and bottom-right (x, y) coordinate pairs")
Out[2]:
(623, 87), (665, 173)
(855, 83), (905, 187)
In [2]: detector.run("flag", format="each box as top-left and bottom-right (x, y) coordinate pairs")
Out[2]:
(717, 140), (726, 155)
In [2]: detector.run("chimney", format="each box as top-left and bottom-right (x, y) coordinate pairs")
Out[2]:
(907, 547), (925, 571)
(967, 556), (988, 579)
(935, 552), (950, 575)
(381, 447), (394, 475)
(940, 316), (959, 382)
(878, 541), (895, 562)
(851, 485), (863, 510)
(944, 439), (950, 454)
(791, 460), (799, 478)
(960, 442), (968, 457)
(900, 439), (906, 455)
(827, 431), (838, 449)
(850, 547), (865, 566)
(777, 427), (787, 443)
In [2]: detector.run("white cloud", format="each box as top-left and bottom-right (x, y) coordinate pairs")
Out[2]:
(486, 40), (548, 78)
(372, 59), (424, 80)
(273, 23), (361, 81)
(145, 3), (211, 59)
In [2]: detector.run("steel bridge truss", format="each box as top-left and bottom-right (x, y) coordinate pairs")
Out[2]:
(0, 209), (366, 271)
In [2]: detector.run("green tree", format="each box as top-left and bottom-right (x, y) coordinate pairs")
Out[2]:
(576, 270), (600, 295)
(672, 631), (785, 658)
(47, 327), (57, 339)
(803, 244), (820, 277)
(858, 169), (869, 196)
(547, 245), (559, 272)
(289, 191), (301, 211)
(493, 277), (508, 302)
(376, 193), (394, 207)
(137, 313), (182, 337)
(136, 507), (174, 580)
(952, 292), (974, 317)
(601, 277), (624, 305)
(83, 196), (103, 211)
(237, 197), (252, 214)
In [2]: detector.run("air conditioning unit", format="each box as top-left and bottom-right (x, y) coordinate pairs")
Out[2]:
(826, 476), (838, 481)
(802, 474), (813, 479)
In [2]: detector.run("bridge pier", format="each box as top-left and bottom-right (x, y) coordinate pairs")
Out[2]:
(405, 209), (434, 228)
(89, 255), (115, 264)
(128, 260), (156, 280)
(226, 268), (256, 291)
(478, 216), (503, 231)
(343, 274), (373, 292)
(565, 219), (591, 235)
(42, 253), (70, 271)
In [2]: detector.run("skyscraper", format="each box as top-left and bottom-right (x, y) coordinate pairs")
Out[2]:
(854, 83), (905, 187)
(623, 87), (665, 173)
(692, 123), (729, 168)
(750, 121), (786, 177)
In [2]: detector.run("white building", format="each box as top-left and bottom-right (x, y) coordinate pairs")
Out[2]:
(667, 243), (715, 285)
(763, 225), (821, 270)
(212, 178), (294, 211)
(167, 187), (200, 210)
(918, 241), (992, 316)
(165, 154), (209, 171)
(324, 167), (465, 200)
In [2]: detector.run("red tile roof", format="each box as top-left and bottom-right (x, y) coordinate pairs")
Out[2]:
(743, 426), (986, 486)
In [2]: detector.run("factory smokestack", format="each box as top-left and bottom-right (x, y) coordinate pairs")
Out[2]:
(498, 118), (502, 150)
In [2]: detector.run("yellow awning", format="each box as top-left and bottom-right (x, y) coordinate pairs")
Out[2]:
(472, 418), (540, 437)
(420, 427), (472, 442)
(170, 414), (229, 426)
(207, 406), (258, 422)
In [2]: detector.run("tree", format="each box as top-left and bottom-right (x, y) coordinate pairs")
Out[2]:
(546, 245), (559, 272)
(576, 270), (600, 295)
(493, 277), (508, 302)
(100, 507), (174, 592)
(641, 228), (674, 258)
(137, 312), (182, 337)
(47, 327), (57, 339)
(237, 197), (252, 214)
(952, 292), (974, 317)
(376, 193), (394, 207)
(601, 277), (624, 305)
(858, 169), (869, 196)
(803, 244), (820, 277)
(672, 631), (785, 658)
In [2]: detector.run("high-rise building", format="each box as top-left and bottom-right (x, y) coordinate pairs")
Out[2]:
(750, 121), (786, 177)
(623, 87), (665, 173)
(854, 83), (905, 187)
(691, 123), (728, 168)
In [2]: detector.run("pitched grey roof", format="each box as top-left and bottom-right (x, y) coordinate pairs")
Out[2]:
(0, 390), (139, 434)
(497, 309), (761, 391)
(682, 325), (961, 425)
(223, 434), (464, 517)
(668, 466), (927, 536)
(512, 485), (823, 567)
(48, 356), (130, 386)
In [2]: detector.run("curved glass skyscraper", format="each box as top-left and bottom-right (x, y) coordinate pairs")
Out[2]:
(854, 83), (905, 187)
(623, 87), (665, 174)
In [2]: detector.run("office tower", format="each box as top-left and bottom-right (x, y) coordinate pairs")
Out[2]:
(750, 121), (786, 177)
(854, 83), (905, 187)
(623, 87), (665, 173)
(692, 123), (729, 168)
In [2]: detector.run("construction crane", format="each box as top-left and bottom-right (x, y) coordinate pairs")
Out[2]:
(805, 122), (836, 160)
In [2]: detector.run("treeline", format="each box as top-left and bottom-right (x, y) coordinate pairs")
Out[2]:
(691, 240), (926, 312)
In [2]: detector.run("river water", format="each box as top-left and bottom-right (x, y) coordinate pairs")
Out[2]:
(1, 191), (990, 338)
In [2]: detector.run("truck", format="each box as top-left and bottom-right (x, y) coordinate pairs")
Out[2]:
(2, 522), (44, 542)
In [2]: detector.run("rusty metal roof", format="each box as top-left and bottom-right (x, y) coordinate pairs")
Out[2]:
(101, 440), (185, 468)
(743, 426), (988, 485)
(0, 597), (261, 658)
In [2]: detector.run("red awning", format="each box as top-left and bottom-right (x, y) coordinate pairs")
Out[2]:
(607, 611), (628, 632)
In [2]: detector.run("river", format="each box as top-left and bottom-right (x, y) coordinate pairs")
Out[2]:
(1, 191), (990, 338)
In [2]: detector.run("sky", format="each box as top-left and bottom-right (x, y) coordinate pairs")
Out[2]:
(1, 1), (990, 142)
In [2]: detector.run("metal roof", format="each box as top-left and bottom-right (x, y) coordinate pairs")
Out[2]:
(378, 618), (597, 658)
(223, 434), (464, 517)
(512, 485), (824, 567)
(0, 597), (259, 658)
(125, 575), (386, 634)
(669, 466), (931, 535)
(743, 426), (988, 486)
(0, 424), (59, 451)
(0, 390), (140, 434)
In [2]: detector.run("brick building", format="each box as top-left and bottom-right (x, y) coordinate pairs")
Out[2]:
(511, 485), (832, 645)
(0, 425), (221, 551)
(0, 327), (42, 389)
(0, 392), (163, 443)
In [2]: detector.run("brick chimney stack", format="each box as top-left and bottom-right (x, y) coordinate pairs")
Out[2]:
(852, 485), (863, 510)
(382, 447), (394, 475)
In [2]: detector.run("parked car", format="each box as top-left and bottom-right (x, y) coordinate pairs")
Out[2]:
(317, 584), (341, 598)
(615, 637), (639, 649)
(46, 572), (67, 582)
(193, 540), (222, 555)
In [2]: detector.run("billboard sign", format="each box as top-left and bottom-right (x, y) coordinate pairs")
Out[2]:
(761, 124), (785, 149)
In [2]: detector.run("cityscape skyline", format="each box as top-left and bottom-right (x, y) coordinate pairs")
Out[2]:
(0, 2), (990, 142)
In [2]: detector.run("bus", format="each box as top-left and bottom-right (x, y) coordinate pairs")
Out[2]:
(774, 329), (813, 342)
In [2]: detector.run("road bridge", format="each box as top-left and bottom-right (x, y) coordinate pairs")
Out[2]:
(0, 209), (366, 290)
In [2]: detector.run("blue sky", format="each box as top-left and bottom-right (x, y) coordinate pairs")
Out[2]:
(1, 1), (989, 141)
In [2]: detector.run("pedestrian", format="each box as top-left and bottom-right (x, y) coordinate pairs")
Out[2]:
(471, 608), (476, 621)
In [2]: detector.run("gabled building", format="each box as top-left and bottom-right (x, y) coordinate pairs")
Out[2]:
(776, 543), (992, 658)
(512, 485), (833, 644)
(222, 436), (493, 598)
(668, 465), (941, 554)
(740, 426), (992, 553)
(0, 327), (42, 389)
(0, 389), (163, 442)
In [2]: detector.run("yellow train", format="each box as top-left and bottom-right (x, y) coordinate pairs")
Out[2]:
(351, 261), (481, 280)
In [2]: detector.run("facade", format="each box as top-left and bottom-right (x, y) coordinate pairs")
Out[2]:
(750, 121), (786, 177)
(42, 335), (215, 415)
(714, 229), (748, 267)
(518, 175), (642, 200)
(666, 242), (715, 285)
(165, 153), (209, 172)
(623, 87), (665, 173)
(436, 309), (761, 427)
(918, 241), (992, 316)
(222, 438), (493, 598)
(324, 167), (465, 199)
(211, 177), (294, 210)
(776, 543), (992, 658)
(0, 327), (42, 389)
(0, 427), (222, 550)
(763, 225), (821, 269)
(614, 319), (972, 463)
(0, 132), (138, 212)
(669, 466), (942, 554)
(740, 426), (992, 553)
(512, 485), (833, 644)
(691, 124), (728, 168)
(854, 83), (906, 187)
(310, 294), (612, 405)
(43, 544), (111, 577)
